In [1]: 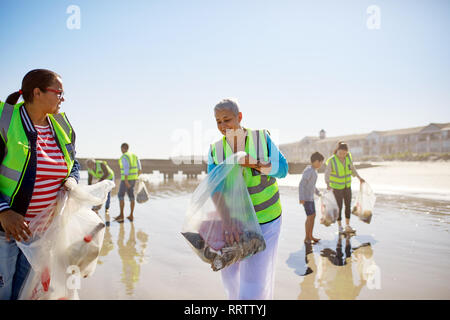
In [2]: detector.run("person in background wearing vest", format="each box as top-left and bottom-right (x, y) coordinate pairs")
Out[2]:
(0, 69), (80, 300)
(114, 143), (142, 223)
(207, 98), (288, 300)
(325, 142), (365, 234)
(86, 158), (114, 222)
(299, 152), (324, 244)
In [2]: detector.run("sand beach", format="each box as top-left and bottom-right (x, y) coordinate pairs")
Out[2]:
(79, 161), (450, 300)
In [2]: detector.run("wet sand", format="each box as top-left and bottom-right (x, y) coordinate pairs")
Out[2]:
(80, 162), (450, 299)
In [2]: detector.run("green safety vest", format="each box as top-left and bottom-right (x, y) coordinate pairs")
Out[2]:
(326, 153), (354, 190)
(119, 151), (139, 180)
(88, 160), (114, 180)
(0, 102), (75, 206)
(211, 129), (282, 224)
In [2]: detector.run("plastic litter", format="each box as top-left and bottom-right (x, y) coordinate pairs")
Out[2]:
(181, 152), (266, 271)
(17, 180), (115, 300)
(317, 190), (339, 227)
(352, 182), (376, 224)
(135, 175), (150, 204)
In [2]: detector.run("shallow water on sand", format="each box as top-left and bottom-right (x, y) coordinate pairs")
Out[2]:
(279, 187), (450, 300)
(79, 163), (450, 300)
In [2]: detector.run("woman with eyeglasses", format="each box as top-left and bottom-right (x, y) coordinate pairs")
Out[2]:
(325, 141), (365, 234)
(0, 69), (80, 300)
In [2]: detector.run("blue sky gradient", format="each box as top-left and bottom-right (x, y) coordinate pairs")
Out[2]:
(1, 0), (449, 158)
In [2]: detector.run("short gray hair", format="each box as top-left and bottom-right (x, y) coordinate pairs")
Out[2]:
(214, 98), (240, 116)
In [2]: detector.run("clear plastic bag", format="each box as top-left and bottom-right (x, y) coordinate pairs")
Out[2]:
(17, 180), (115, 300)
(317, 190), (339, 227)
(181, 152), (266, 271)
(352, 182), (376, 224)
(135, 175), (150, 204)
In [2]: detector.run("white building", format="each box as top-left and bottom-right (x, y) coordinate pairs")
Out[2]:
(280, 123), (450, 162)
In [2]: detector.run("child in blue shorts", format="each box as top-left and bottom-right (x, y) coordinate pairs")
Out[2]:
(299, 152), (324, 244)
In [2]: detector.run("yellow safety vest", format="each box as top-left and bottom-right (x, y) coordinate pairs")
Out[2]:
(0, 102), (75, 206)
(119, 151), (139, 180)
(211, 129), (282, 224)
(88, 160), (114, 180)
(326, 153), (353, 190)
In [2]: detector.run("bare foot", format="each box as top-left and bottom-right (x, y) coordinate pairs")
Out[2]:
(114, 215), (123, 221)
(312, 237), (321, 243)
(127, 216), (134, 222)
(115, 217), (124, 223)
(304, 238), (312, 244)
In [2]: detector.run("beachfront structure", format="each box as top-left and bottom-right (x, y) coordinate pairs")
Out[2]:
(280, 123), (450, 162)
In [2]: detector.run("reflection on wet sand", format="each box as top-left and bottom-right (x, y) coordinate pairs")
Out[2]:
(104, 177), (202, 199)
(98, 225), (114, 265)
(115, 223), (149, 295)
(318, 236), (368, 299)
(288, 235), (380, 300)
(79, 165), (449, 299)
(297, 243), (320, 300)
(353, 243), (380, 291)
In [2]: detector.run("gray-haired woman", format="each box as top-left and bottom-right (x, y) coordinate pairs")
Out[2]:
(207, 98), (288, 299)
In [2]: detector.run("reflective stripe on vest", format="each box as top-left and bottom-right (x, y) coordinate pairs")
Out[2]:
(326, 153), (353, 190)
(119, 152), (139, 180)
(48, 113), (76, 174)
(211, 129), (282, 224)
(0, 102), (75, 206)
(0, 165), (22, 181)
(88, 160), (114, 180)
(0, 102), (14, 143)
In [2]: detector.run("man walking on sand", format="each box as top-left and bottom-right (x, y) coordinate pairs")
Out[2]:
(114, 143), (142, 223)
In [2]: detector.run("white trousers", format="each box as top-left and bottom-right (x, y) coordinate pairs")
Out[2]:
(221, 216), (282, 300)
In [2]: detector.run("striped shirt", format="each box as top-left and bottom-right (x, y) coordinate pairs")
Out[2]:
(25, 125), (68, 226)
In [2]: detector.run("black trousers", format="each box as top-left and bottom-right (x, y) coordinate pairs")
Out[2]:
(333, 187), (352, 221)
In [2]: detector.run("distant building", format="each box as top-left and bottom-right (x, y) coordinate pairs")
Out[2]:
(280, 122), (450, 162)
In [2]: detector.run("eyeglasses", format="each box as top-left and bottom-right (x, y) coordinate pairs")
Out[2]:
(45, 88), (64, 99)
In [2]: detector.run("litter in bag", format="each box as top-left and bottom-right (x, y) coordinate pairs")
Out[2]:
(352, 182), (376, 224)
(317, 190), (339, 227)
(17, 180), (115, 300)
(181, 152), (266, 271)
(136, 174), (150, 204)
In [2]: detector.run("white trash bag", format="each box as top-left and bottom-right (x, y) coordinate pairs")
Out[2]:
(352, 182), (376, 224)
(181, 152), (266, 271)
(317, 190), (339, 227)
(135, 174), (150, 204)
(17, 180), (115, 300)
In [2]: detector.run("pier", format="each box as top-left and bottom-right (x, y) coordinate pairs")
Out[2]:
(79, 158), (207, 180)
(79, 158), (376, 179)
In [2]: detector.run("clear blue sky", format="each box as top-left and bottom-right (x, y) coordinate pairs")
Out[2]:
(1, 0), (449, 159)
